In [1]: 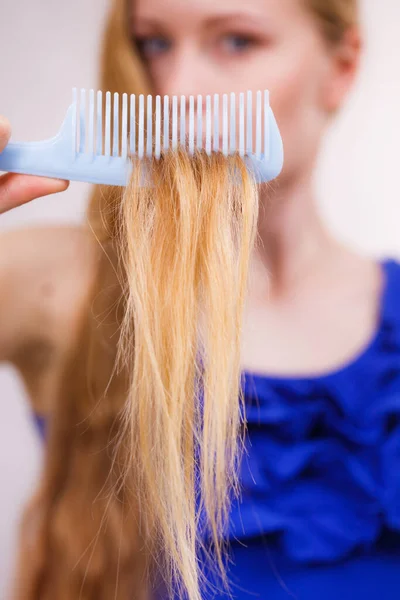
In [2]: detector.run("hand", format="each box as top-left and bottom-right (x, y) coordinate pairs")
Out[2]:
(0, 116), (69, 214)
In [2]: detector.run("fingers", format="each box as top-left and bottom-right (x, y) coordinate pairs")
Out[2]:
(0, 173), (69, 214)
(0, 116), (69, 213)
(0, 116), (11, 153)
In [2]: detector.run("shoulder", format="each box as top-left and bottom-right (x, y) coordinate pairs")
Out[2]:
(0, 225), (100, 360)
(0, 225), (98, 270)
(0, 224), (99, 305)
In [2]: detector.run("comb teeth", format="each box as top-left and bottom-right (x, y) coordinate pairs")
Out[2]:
(0, 87), (282, 187)
(74, 88), (271, 159)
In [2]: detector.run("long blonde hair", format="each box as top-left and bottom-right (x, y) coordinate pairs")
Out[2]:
(14, 148), (258, 600)
(117, 150), (258, 598)
(16, 73), (259, 600)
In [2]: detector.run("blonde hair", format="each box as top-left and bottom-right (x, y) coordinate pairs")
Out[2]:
(87, 0), (151, 241)
(15, 149), (258, 600)
(306, 0), (359, 44)
(117, 150), (258, 598)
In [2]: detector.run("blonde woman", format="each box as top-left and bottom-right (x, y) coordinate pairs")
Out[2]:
(1, 0), (399, 599)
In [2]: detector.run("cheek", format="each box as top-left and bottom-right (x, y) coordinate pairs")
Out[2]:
(263, 51), (328, 175)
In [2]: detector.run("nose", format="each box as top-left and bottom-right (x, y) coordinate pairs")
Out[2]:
(157, 45), (218, 99)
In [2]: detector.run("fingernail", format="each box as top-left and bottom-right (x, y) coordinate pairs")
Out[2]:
(0, 116), (11, 139)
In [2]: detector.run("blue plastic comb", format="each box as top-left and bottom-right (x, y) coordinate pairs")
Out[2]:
(0, 88), (283, 186)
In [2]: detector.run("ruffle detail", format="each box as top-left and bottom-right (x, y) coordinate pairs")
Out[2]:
(228, 260), (400, 564)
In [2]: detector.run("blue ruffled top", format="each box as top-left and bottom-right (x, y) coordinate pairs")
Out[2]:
(34, 260), (400, 599)
(199, 259), (400, 599)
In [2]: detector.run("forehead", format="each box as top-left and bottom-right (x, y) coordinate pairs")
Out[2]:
(132, 0), (303, 22)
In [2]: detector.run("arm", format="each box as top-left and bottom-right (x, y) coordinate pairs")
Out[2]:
(0, 235), (26, 363)
(0, 227), (99, 414)
(0, 114), (72, 412)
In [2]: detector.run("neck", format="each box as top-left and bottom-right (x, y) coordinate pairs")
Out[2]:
(253, 167), (337, 295)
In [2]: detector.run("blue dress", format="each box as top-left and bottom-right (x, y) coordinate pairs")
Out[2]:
(198, 259), (400, 599)
(34, 260), (400, 599)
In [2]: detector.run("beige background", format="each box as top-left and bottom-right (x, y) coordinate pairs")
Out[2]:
(0, 0), (400, 597)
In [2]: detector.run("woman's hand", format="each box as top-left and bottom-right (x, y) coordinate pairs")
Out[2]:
(0, 116), (69, 214)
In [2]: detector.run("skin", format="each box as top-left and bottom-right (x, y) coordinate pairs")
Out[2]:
(0, 0), (381, 417)
(0, 116), (69, 214)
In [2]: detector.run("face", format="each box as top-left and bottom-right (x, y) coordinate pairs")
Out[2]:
(130, 0), (359, 182)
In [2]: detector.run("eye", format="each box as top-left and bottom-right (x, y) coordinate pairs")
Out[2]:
(135, 36), (171, 58)
(220, 34), (258, 54)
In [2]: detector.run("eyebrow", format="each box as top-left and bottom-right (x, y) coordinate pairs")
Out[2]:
(205, 12), (267, 27)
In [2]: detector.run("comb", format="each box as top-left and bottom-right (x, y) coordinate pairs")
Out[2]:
(0, 88), (283, 186)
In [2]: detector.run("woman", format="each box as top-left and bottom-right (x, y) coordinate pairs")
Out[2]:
(1, 0), (399, 598)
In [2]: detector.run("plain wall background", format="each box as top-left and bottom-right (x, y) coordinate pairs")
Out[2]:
(0, 0), (400, 596)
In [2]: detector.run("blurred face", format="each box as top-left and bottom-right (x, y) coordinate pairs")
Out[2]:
(130, 0), (359, 181)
